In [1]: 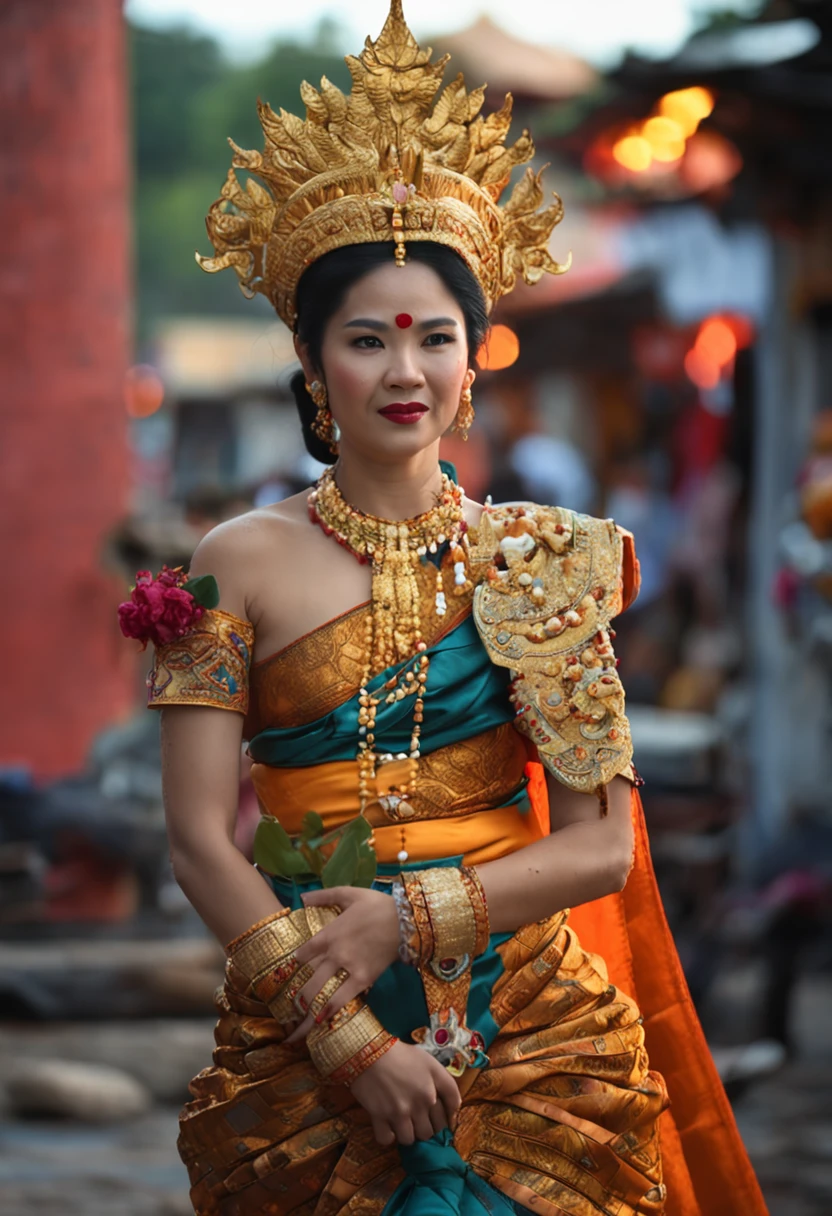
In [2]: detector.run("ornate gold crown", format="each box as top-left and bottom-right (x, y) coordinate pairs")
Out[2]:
(197, 0), (570, 329)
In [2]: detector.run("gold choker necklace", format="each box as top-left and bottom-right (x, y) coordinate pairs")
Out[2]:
(308, 467), (472, 857)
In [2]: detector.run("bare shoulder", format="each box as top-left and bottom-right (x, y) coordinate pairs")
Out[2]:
(188, 488), (313, 619)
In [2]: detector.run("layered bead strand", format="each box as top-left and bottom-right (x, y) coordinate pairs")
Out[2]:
(308, 468), (471, 858)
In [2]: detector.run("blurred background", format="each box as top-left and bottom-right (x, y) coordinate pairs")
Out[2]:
(2, 0), (832, 1212)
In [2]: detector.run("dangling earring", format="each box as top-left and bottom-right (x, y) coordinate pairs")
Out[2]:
(453, 385), (475, 441)
(305, 380), (338, 454)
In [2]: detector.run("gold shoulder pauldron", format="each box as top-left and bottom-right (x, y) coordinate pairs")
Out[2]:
(472, 505), (634, 793)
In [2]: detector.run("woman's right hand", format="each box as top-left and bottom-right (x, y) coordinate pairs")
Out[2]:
(349, 1041), (461, 1146)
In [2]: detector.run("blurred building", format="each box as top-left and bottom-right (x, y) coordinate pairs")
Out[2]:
(0, 0), (133, 779)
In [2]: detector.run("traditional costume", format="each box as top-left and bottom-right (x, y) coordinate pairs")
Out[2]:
(133, 4), (768, 1212)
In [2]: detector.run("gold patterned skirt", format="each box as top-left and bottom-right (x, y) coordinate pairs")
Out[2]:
(178, 910), (667, 1216)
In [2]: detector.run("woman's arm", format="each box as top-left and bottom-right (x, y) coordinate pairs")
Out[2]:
(161, 704), (284, 945)
(474, 775), (634, 933)
(160, 524), (284, 946)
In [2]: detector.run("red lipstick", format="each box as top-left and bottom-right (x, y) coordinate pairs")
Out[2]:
(378, 402), (428, 425)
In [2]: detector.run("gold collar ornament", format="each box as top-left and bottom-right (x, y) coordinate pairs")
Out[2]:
(197, 0), (570, 328)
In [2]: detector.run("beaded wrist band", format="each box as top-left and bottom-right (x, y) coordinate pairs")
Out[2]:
(392, 879), (420, 965)
(307, 997), (396, 1084)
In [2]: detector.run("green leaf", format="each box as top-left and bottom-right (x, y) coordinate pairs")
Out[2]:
(341, 815), (372, 844)
(299, 839), (324, 876)
(186, 574), (220, 609)
(253, 817), (311, 878)
(301, 811), (325, 841)
(353, 840), (378, 888)
(322, 833), (359, 888)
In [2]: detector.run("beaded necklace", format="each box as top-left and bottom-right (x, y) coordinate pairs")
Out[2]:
(308, 467), (472, 860)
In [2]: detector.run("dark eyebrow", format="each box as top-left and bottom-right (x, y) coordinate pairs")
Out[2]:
(343, 318), (388, 331)
(420, 317), (458, 329)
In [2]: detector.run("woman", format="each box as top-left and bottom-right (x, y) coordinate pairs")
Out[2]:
(122, 5), (767, 1214)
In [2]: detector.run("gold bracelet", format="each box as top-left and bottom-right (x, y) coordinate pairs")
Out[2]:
(308, 968), (350, 1021)
(230, 909), (312, 984)
(307, 1000), (391, 1079)
(329, 1032), (396, 1086)
(227, 905), (340, 1021)
(460, 865), (490, 957)
(224, 907), (293, 956)
(418, 867), (478, 976)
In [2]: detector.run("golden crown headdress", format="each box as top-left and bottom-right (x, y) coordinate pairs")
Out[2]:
(197, 0), (570, 329)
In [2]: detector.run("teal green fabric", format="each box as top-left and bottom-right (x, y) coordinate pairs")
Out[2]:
(248, 614), (515, 768)
(383, 1129), (518, 1216)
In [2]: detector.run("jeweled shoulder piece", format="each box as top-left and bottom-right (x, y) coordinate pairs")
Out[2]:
(147, 608), (254, 716)
(472, 505), (635, 794)
(196, 0), (569, 329)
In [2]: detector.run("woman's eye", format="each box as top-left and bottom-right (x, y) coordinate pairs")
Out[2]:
(424, 332), (455, 346)
(353, 335), (383, 348)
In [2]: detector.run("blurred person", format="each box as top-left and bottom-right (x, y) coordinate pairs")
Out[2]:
(510, 432), (596, 515)
(119, 6), (766, 1214)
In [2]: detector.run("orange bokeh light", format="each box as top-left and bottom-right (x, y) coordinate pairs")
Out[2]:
(658, 87), (714, 137)
(477, 324), (520, 371)
(124, 364), (165, 418)
(642, 116), (686, 162)
(612, 134), (652, 173)
(695, 317), (737, 366)
(684, 347), (721, 390)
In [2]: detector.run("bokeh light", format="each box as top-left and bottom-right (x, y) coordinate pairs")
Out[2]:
(124, 364), (165, 417)
(696, 317), (737, 366)
(642, 116), (686, 163)
(477, 324), (520, 371)
(681, 130), (742, 193)
(612, 134), (653, 173)
(684, 347), (721, 390)
(658, 87), (715, 137)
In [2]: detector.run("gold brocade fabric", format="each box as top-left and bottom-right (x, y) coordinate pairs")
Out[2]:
(148, 610), (254, 716)
(247, 551), (471, 736)
(179, 911), (667, 1216)
(251, 724), (530, 828)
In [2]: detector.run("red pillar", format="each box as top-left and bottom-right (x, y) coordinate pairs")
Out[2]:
(0, 0), (133, 779)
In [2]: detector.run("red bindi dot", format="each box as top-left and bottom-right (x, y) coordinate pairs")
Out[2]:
(395, 313), (413, 329)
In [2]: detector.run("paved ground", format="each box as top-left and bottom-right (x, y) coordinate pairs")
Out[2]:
(1, 974), (830, 1215)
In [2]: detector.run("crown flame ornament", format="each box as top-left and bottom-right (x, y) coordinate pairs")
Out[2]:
(197, 0), (570, 328)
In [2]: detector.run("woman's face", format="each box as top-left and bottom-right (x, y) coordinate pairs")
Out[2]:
(298, 259), (475, 461)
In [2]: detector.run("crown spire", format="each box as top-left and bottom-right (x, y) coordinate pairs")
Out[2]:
(197, 0), (569, 327)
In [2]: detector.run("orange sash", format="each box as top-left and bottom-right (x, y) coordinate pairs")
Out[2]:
(526, 768), (768, 1216)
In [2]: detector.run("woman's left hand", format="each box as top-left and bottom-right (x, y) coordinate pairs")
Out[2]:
(285, 885), (401, 1043)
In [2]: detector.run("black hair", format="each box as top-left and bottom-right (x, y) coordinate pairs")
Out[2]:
(288, 241), (489, 465)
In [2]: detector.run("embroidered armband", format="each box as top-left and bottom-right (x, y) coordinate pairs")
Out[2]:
(472, 504), (637, 795)
(147, 609), (254, 715)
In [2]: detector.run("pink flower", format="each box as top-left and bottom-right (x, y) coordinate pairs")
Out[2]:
(118, 567), (204, 649)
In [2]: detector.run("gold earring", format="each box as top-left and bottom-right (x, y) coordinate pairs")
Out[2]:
(453, 385), (474, 441)
(305, 380), (338, 453)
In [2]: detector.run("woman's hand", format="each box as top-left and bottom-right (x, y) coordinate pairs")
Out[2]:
(350, 1041), (461, 1146)
(285, 885), (400, 1042)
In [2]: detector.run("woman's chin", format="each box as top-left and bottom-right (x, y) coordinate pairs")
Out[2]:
(343, 420), (446, 460)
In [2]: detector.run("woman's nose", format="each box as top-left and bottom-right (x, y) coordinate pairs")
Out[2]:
(385, 345), (426, 388)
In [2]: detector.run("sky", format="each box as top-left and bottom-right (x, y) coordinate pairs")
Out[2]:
(125, 0), (760, 69)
